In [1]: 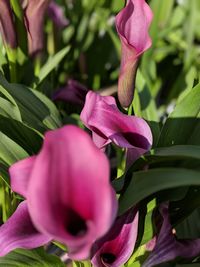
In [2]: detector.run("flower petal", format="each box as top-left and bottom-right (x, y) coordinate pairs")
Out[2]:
(116, 0), (153, 53)
(53, 79), (88, 107)
(80, 91), (152, 165)
(115, 0), (153, 107)
(0, 0), (17, 48)
(0, 201), (51, 256)
(9, 156), (36, 198)
(24, 0), (50, 55)
(91, 208), (139, 267)
(26, 125), (117, 260)
(143, 203), (200, 267)
(48, 1), (69, 28)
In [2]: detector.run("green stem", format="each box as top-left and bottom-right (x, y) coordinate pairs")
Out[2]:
(52, 241), (67, 251)
(83, 261), (92, 267)
(6, 46), (17, 83)
(47, 20), (56, 56)
(9, 62), (17, 83)
(128, 104), (133, 115)
(116, 147), (126, 177)
(10, 0), (23, 20)
(10, 0), (28, 55)
(34, 56), (42, 78)
(72, 260), (92, 266)
(0, 180), (12, 222)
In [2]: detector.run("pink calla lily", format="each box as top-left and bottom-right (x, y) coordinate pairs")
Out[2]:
(24, 0), (50, 55)
(80, 91), (152, 166)
(6, 125), (118, 260)
(91, 208), (138, 267)
(0, 0), (17, 48)
(116, 0), (153, 107)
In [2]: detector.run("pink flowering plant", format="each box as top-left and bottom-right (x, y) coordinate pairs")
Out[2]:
(0, 0), (200, 266)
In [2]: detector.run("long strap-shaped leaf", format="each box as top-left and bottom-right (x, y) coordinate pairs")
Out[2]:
(119, 168), (200, 214)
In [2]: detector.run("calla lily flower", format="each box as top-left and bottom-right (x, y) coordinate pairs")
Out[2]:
(24, 0), (50, 55)
(53, 79), (88, 107)
(5, 125), (117, 260)
(0, 201), (51, 256)
(115, 0), (153, 107)
(48, 1), (69, 28)
(143, 203), (200, 267)
(91, 208), (138, 267)
(0, 0), (17, 48)
(80, 91), (152, 166)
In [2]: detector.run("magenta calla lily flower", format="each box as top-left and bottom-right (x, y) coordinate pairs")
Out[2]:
(7, 125), (117, 260)
(91, 208), (138, 267)
(48, 1), (69, 28)
(80, 91), (152, 166)
(0, 0), (17, 48)
(53, 79), (88, 107)
(115, 0), (153, 107)
(24, 0), (50, 55)
(0, 201), (51, 256)
(143, 204), (200, 267)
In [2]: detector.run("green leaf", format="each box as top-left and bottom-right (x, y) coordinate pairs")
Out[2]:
(0, 73), (61, 131)
(158, 83), (200, 147)
(0, 162), (10, 186)
(170, 187), (200, 228)
(150, 0), (175, 35)
(0, 97), (21, 120)
(184, 0), (198, 69)
(142, 0), (175, 73)
(176, 67), (197, 104)
(133, 70), (160, 146)
(36, 46), (70, 84)
(125, 145), (200, 178)
(126, 261), (141, 267)
(176, 208), (200, 239)
(0, 132), (28, 166)
(176, 264), (200, 267)
(0, 85), (21, 121)
(125, 244), (147, 267)
(111, 0), (124, 12)
(73, 261), (92, 267)
(119, 168), (200, 215)
(147, 145), (200, 162)
(140, 200), (156, 246)
(134, 70), (159, 122)
(33, 90), (62, 129)
(0, 248), (65, 267)
(0, 116), (43, 155)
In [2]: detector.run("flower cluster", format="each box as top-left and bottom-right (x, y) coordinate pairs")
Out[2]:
(1, 0), (200, 267)
(0, 0), (67, 55)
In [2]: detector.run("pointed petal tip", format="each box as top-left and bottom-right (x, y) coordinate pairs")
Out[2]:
(0, 201), (51, 257)
(9, 156), (36, 198)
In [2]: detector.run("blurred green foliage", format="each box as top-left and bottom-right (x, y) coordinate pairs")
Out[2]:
(0, 0), (200, 266)
(1, 0), (200, 101)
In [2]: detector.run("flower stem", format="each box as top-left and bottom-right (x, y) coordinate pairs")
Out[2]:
(10, 0), (28, 55)
(6, 46), (17, 83)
